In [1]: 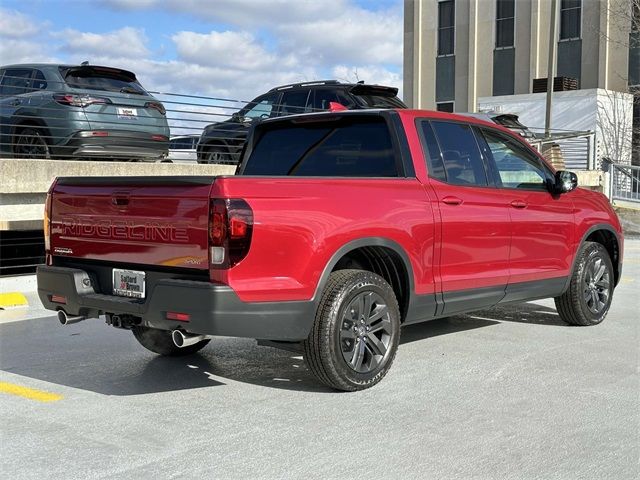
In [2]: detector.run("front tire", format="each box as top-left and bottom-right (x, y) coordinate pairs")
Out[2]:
(555, 241), (614, 326)
(198, 145), (228, 164)
(132, 326), (210, 356)
(303, 269), (401, 391)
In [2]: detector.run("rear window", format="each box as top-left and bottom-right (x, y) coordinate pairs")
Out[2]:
(60, 67), (147, 95)
(243, 117), (398, 177)
(356, 94), (406, 108)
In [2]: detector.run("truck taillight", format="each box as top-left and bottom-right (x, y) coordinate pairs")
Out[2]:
(43, 189), (54, 258)
(209, 199), (253, 268)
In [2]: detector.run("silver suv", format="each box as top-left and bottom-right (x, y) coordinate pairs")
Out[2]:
(0, 63), (170, 160)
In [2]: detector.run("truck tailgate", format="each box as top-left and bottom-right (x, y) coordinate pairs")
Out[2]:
(50, 177), (214, 270)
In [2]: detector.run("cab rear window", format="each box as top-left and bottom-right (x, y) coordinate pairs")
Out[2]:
(243, 117), (398, 177)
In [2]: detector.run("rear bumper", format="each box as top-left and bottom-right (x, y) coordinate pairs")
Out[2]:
(52, 130), (169, 160)
(37, 266), (315, 341)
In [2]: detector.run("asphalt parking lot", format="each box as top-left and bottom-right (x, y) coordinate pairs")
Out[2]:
(1, 240), (638, 480)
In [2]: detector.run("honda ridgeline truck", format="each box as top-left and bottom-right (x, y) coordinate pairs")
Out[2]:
(37, 109), (624, 391)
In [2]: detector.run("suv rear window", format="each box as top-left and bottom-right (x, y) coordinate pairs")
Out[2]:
(243, 117), (398, 177)
(60, 67), (147, 95)
(355, 94), (406, 108)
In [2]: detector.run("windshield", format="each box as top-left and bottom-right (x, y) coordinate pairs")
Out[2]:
(61, 67), (148, 95)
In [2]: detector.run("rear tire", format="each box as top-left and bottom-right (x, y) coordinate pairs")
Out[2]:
(132, 326), (210, 356)
(303, 269), (401, 391)
(14, 127), (51, 159)
(555, 241), (614, 326)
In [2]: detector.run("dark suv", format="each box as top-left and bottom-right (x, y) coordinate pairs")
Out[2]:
(0, 63), (170, 161)
(196, 80), (406, 164)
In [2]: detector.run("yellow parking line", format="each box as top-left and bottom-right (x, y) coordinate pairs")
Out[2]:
(0, 382), (62, 403)
(0, 292), (28, 309)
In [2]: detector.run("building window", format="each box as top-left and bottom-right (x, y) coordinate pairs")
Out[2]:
(630, 2), (639, 87)
(438, 0), (455, 56)
(560, 0), (581, 40)
(496, 0), (515, 48)
(436, 102), (454, 113)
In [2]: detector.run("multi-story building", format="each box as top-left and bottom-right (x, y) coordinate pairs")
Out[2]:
(404, 0), (639, 165)
(403, 0), (637, 111)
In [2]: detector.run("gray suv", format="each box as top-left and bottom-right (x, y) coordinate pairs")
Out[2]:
(0, 63), (170, 160)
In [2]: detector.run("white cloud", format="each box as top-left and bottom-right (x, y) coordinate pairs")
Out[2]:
(100, 0), (403, 69)
(57, 27), (150, 59)
(102, 0), (158, 10)
(172, 30), (292, 70)
(333, 64), (403, 98)
(0, 8), (39, 38)
(0, 39), (56, 65)
(277, 13), (403, 67)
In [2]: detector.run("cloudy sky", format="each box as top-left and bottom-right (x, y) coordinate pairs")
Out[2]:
(0, 0), (404, 103)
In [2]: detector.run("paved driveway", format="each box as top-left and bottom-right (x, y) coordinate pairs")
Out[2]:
(1, 240), (638, 480)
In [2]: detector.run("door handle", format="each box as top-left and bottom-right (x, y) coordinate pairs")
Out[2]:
(510, 200), (528, 209)
(442, 196), (463, 206)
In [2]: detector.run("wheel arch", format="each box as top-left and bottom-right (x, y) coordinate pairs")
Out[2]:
(313, 238), (415, 322)
(12, 116), (52, 145)
(567, 224), (622, 290)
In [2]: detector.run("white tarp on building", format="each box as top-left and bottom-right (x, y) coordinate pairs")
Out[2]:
(478, 89), (634, 167)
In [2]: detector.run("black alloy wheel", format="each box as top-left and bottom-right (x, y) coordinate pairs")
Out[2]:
(555, 241), (614, 326)
(339, 291), (394, 374)
(304, 269), (401, 391)
(14, 128), (51, 159)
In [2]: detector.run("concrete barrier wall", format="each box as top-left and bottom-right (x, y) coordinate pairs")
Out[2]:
(0, 159), (236, 230)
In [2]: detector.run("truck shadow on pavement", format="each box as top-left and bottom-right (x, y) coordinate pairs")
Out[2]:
(0, 301), (566, 396)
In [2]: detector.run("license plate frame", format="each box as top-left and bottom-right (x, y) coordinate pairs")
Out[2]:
(117, 107), (138, 119)
(112, 268), (146, 298)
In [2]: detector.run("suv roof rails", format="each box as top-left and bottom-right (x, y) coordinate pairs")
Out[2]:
(270, 80), (342, 91)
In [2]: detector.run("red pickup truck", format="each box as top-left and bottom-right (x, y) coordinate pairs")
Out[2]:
(37, 109), (623, 391)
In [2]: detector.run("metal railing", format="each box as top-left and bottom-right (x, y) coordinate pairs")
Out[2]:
(610, 163), (640, 204)
(529, 131), (595, 170)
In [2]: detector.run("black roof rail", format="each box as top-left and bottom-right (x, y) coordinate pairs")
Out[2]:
(269, 80), (342, 91)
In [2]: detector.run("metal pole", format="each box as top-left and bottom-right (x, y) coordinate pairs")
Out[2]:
(545, 0), (559, 138)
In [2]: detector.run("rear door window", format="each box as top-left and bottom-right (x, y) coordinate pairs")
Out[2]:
(243, 117), (398, 177)
(0, 69), (34, 96)
(32, 70), (47, 90)
(418, 120), (447, 181)
(311, 89), (340, 111)
(278, 89), (312, 116)
(431, 121), (489, 186)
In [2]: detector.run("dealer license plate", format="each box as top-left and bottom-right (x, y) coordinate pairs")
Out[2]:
(112, 269), (146, 298)
(117, 107), (137, 119)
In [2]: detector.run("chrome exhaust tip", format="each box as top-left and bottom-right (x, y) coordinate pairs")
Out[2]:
(57, 310), (86, 325)
(171, 330), (209, 348)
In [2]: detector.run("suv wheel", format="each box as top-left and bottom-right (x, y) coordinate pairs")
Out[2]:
(198, 145), (227, 164)
(555, 241), (614, 326)
(14, 127), (51, 159)
(132, 326), (210, 356)
(303, 269), (401, 391)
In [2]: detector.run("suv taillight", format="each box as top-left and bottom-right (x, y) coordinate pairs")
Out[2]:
(53, 94), (112, 107)
(145, 101), (166, 115)
(44, 179), (56, 264)
(209, 199), (253, 268)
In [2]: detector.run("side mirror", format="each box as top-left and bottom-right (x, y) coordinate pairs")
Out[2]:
(231, 112), (245, 123)
(552, 170), (578, 194)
